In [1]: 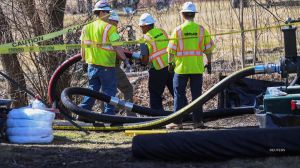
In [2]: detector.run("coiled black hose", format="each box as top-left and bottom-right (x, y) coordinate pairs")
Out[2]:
(61, 87), (158, 123)
(50, 54), (255, 121)
(61, 87), (255, 124)
(60, 66), (256, 130)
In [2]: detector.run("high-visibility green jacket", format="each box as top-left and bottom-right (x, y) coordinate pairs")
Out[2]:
(82, 19), (120, 67)
(144, 28), (169, 70)
(167, 21), (215, 74)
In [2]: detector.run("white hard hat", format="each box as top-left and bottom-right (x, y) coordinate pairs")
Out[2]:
(109, 10), (119, 22)
(180, 2), (197, 13)
(138, 13), (156, 26)
(93, 0), (111, 11)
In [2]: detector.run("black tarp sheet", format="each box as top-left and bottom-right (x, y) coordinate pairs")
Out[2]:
(218, 76), (284, 108)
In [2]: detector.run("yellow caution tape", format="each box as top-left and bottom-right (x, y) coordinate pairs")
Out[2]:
(0, 41), (151, 54)
(0, 25), (84, 49)
(0, 22), (299, 54)
(0, 14), (110, 48)
(0, 44), (81, 54)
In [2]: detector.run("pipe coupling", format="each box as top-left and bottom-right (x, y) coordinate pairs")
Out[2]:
(109, 97), (119, 106)
(255, 64), (280, 74)
(124, 102), (134, 112)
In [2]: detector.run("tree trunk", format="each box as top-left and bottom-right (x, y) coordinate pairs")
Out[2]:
(43, 0), (70, 104)
(0, 6), (27, 107)
(44, 0), (68, 79)
(17, 0), (44, 35)
(229, 4), (236, 70)
(87, 0), (93, 15)
(19, 0), (70, 103)
(252, 3), (258, 65)
(239, 0), (245, 68)
(77, 0), (85, 14)
(19, 0), (68, 79)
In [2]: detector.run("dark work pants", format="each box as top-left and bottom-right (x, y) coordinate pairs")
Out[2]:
(116, 66), (136, 116)
(173, 73), (203, 123)
(148, 67), (174, 110)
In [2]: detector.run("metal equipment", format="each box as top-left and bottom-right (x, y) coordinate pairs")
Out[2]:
(256, 18), (300, 128)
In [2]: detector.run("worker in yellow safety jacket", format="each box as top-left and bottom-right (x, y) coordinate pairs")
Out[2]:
(167, 2), (215, 129)
(135, 13), (174, 111)
(79, 0), (129, 117)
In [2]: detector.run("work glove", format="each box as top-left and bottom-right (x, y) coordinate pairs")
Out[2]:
(168, 62), (175, 73)
(132, 51), (142, 59)
(205, 62), (212, 74)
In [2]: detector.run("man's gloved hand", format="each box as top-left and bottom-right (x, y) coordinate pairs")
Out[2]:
(205, 62), (212, 74)
(132, 51), (142, 59)
(168, 62), (175, 73)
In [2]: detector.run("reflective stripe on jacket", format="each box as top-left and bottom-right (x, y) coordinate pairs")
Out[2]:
(144, 28), (169, 70)
(167, 21), (215, 74)
(82, 19), (118, 67)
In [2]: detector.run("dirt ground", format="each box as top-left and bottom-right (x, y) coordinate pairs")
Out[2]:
(1, 114), (300, 168)
(0, 66), (295, 168)
(0, 59), (295, 168)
